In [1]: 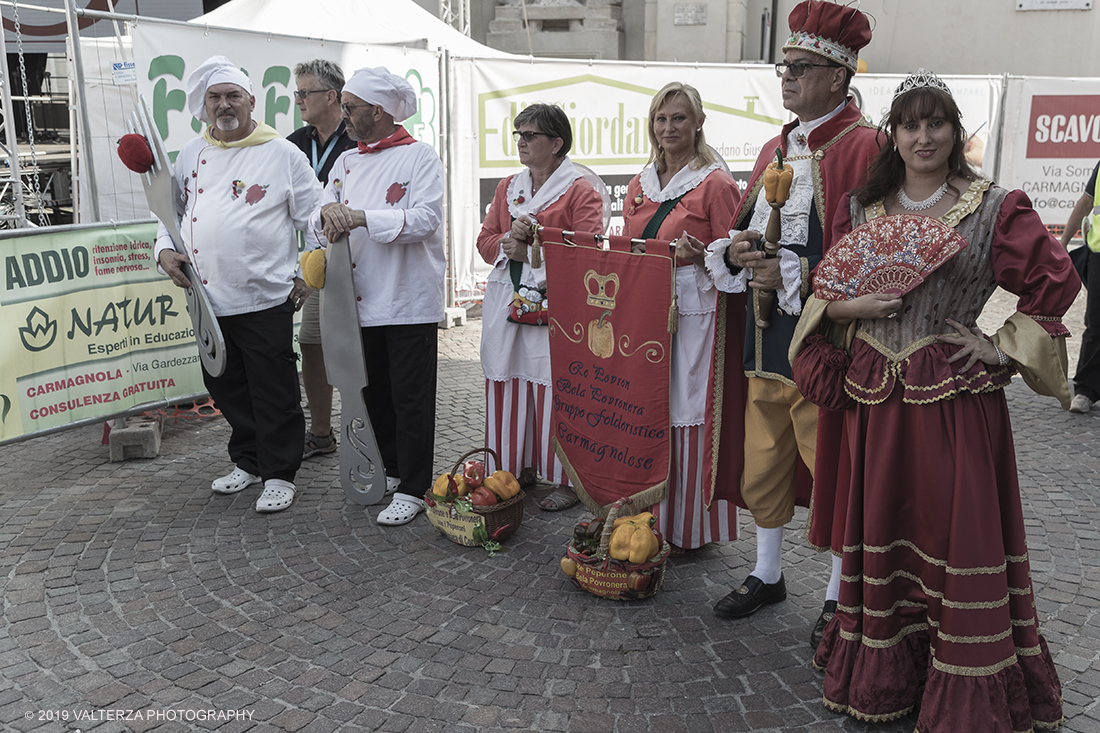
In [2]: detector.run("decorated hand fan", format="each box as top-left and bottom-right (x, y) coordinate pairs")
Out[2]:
(813, 213), (968, 301)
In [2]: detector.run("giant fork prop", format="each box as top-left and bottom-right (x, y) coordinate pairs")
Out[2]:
(128, 95), (227, 377)
(320, 235), (387, 506)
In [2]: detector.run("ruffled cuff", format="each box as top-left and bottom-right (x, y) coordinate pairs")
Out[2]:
(992, 311), (1072, 409)
(704, 237), (747, 293)
(691, 261), (715, 295)
(776, 248), (805, 315)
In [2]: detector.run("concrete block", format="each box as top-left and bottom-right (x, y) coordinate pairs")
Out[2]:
(108, 414), (164, 461)
(489, 19), (524, 32)
(439, 307), (467, 329)
(525, 6), (587, 21)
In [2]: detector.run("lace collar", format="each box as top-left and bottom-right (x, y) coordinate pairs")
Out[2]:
(639, 160), (721, 202)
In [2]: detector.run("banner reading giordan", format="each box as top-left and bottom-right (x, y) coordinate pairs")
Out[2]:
(542, 229), (673, 516)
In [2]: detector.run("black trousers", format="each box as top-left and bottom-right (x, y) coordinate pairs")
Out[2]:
(203, 300), (304, 483)
(360, 323), (438, 496)
(1076, 249), (1100, 402)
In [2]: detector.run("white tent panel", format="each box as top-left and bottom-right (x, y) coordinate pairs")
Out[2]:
(192, 0), (512, 59)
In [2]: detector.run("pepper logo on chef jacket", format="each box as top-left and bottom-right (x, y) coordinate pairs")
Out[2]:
(385, 181), (409, 206)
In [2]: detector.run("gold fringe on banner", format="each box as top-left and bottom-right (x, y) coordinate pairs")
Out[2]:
(553, 437), (669, 518)
(530, 226), (543, 269)
(667, 257), (679, 333)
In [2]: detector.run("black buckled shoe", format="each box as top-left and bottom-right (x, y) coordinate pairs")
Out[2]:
(714, 574), (787, 619)
(810, 600), (838, 649)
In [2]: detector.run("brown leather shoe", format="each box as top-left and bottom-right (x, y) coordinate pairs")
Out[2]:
(713, 574), (786, 619)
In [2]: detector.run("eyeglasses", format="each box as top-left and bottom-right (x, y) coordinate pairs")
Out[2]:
(293, 89), (331, 101)
(775, 61), (839, 78)
(340, 102), (372, 116)
(512, 130), (553, 143)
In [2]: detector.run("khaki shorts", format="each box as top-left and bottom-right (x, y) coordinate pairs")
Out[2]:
(298, 290), (322, 345)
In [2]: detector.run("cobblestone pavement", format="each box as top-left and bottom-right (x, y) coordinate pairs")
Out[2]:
(1, 290), (1098, 733)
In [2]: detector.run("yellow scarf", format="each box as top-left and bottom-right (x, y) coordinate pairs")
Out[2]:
(203, 121), (280, 148)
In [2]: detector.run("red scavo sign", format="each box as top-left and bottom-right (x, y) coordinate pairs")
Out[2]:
(1027, 95), (1100, 159)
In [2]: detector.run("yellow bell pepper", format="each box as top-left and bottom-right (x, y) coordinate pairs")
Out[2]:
(300, 248), (326, 289)
(613, 511), (655, 529)
(608, 516), (659, 563)
(609, 523), (634, 561)
(763, 147), (794, 206)
(483, 470), (521, 501)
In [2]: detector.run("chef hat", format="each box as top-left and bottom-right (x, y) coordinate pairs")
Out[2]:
(186, 55), (253, 123)
(343, 66), (417, 122)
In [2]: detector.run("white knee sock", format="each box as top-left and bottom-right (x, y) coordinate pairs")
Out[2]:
(825, 553), (843, 602)
(750, 525), (784, 584)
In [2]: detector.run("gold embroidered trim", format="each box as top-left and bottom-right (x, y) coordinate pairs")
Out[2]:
(930, 649), (1020, 677)
(861, 538), (1031, 572)
(800, 256), (810, 301)
(838, 622), (929, 647)
(865, 199), (887, 221)
(1016, 643), (1044, 657)
(809, 118), (867, 228)
(1029, 314), (1064, 323)
(843, 569), (1031, 601)
(706, 295), (728, 509)
(855, 331), (939, 363)
(860, 599), (930, 617)
(940, 178), (993, 228)
(929, 624), (1012, 644)
(821, 695), (914, 723)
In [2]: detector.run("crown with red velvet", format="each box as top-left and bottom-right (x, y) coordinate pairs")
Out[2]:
(782, 0), (872, 73)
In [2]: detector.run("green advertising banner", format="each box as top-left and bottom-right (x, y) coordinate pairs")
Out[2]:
(0, 221), (207, 442)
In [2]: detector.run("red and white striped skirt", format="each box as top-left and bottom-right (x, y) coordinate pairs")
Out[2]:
(650, 424), (738, 549)
(485, 378), (568, 486)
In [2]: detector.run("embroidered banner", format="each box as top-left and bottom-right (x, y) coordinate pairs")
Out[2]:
(542, 228), (673, 515)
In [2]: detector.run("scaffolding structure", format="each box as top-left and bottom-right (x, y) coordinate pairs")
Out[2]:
(438, 0), (470, 36)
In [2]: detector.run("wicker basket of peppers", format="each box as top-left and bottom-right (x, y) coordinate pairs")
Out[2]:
(560, 497), (670, 600)
(423, 448), (524, 551)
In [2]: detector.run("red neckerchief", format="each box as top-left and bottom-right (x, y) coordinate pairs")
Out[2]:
(357, 126), (416, 154)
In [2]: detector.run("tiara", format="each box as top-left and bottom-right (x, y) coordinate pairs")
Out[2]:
(893, 68), (953, 102)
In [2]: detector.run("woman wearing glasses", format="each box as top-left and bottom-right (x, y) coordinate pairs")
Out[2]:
(476, 103), (607, 510)
(622, 82), (742, 552)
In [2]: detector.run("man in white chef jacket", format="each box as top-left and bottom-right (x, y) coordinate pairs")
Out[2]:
(311, 66), (445, 526)
(155, 55), (322, 514)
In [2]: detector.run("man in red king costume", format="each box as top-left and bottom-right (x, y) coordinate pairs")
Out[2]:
(687, 0), (880, 647)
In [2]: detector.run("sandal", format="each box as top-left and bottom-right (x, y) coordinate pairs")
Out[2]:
(255, 479), (295, 513)
(537, 486), (579, 512)
(211, 467), (261, 494)
(303, 430), (337, 459)
(376, 492), (426, 525)
(385, 476), (401, 496)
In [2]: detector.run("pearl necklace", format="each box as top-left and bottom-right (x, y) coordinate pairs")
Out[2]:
(897, 181), (948, 211)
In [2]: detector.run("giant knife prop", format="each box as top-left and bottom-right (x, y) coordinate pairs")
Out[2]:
(319, 236), (387, 506)
(128, 95), (227, 377)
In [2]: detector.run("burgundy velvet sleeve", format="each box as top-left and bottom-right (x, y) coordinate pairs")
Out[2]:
(990, 189), (1081, 337)
(475, 176), (512, 264)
